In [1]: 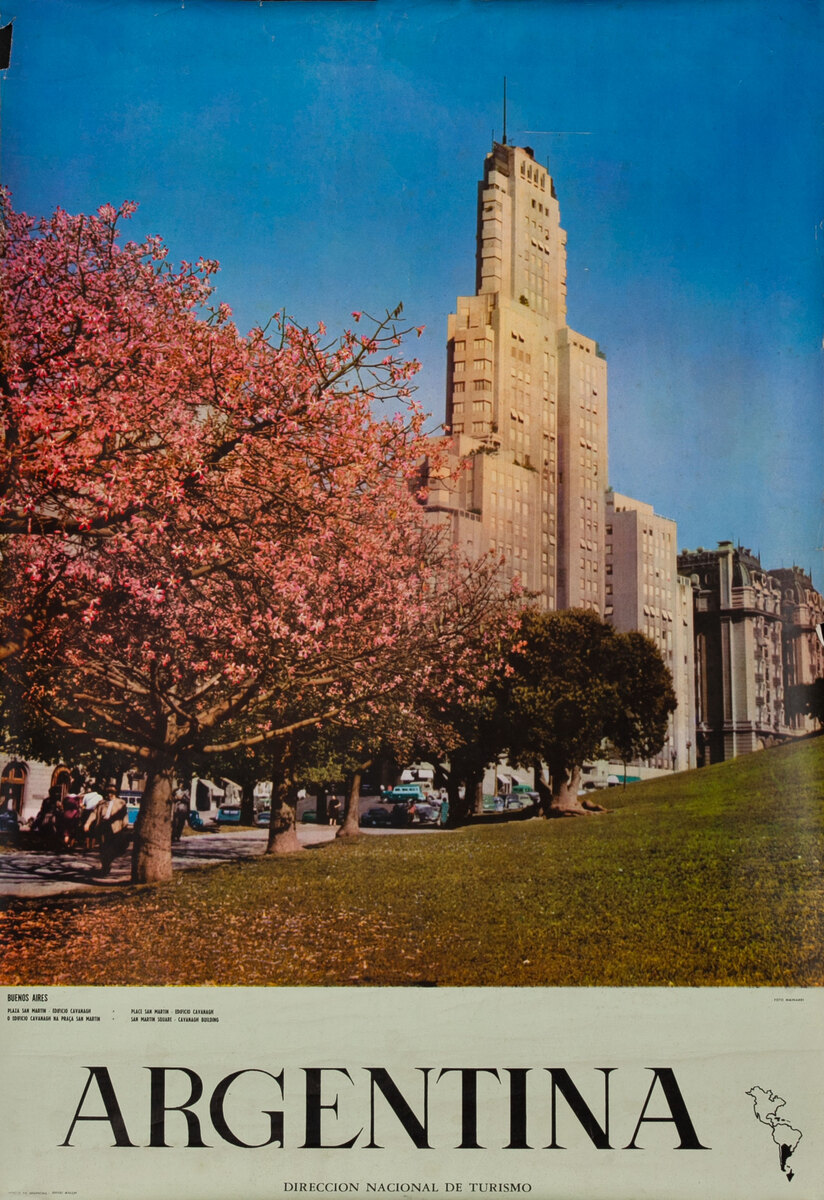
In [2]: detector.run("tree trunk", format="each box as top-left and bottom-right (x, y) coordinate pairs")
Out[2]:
(450, 771), (475, 823)
(553, 763), (584, 813)
(239, 776), (256, 826)
(444, 776), (460, 827)
(131, 759), (175, 883)
(547, 763), (607, 817)
(337, 766), (366, 839)
(432, 763), (449, 794)
(266, 739), (301, 854)
(474, 772), (486, 820)
(340, 768), (362, 835)
(533, 765), (553, 819)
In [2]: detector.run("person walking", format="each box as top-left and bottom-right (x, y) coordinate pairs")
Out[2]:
(96, 785), (130, 876)
(80, 785), (103, 850)
(171, 792), (189, 842)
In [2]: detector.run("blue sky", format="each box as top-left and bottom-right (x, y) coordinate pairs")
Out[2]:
(2, 0), (822, 580)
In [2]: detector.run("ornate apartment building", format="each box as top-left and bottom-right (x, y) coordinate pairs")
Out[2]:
(770, 566), (824, 735)
(676, 543), (824, 764)
(425, 139), (607, 613)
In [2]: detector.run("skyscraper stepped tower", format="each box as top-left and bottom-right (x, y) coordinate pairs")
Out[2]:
(426, 140), (608, 612)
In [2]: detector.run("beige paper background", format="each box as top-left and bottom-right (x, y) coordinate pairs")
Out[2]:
(1, 5), (821, 1200)
(2, 986), (822, 1200)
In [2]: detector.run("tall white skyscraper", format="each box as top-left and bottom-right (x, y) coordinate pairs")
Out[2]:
(426, 140), (607, 612)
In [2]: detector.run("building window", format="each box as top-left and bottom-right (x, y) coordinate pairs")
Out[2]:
(0, 761), (27, 813)
(51, 765), (72, 796)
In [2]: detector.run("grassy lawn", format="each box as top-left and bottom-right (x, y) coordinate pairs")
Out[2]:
(1, 737), (822, 986)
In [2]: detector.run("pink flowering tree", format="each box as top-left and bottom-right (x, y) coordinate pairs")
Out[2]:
(1, 198), (516, 882)
(0, 196), (418, 656)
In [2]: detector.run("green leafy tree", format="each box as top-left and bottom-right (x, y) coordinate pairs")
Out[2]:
(283, 719), (382, 840)
(502, 609), (675, 816)
(413, 688), (510, 823)
(607, 630), (677, 781)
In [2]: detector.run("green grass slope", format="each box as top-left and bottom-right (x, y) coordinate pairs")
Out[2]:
(1, 738), (822, 986)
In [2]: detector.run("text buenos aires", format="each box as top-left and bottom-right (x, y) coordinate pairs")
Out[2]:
(61, 1066), (710, 1151)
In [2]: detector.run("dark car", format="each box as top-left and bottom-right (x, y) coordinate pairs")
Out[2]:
(360, 807), (392, 827)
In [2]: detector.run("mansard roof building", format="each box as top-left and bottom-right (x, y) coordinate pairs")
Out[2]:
(770, 566), (824, 735)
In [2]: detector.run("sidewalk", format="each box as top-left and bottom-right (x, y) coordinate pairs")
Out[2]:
(0, 825), (338, 899)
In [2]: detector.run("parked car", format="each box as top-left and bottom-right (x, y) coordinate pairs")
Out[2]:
(0, 807), (19, 841)
(117, 789), (143, 826)
(384, 783), (426, 803)
(505, 792), (539, 810)
(215, 804), (241, 828)
(482, 794), (505, 813)
(360, 807), (392, 827)
(414, 800), (441, 826)
(254, 809), (271, 828)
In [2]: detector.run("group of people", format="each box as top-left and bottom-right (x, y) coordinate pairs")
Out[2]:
(379, 786), (450, 827)
(31, 783), (130, 874)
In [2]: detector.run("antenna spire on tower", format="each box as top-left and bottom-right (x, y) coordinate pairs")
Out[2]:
(502, 76), (507, 145)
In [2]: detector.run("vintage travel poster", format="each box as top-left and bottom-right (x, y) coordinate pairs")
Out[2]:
(0, 2), (822, 1198)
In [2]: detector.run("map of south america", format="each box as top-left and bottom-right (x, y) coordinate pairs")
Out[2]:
(746, 1086), (803, 1182)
